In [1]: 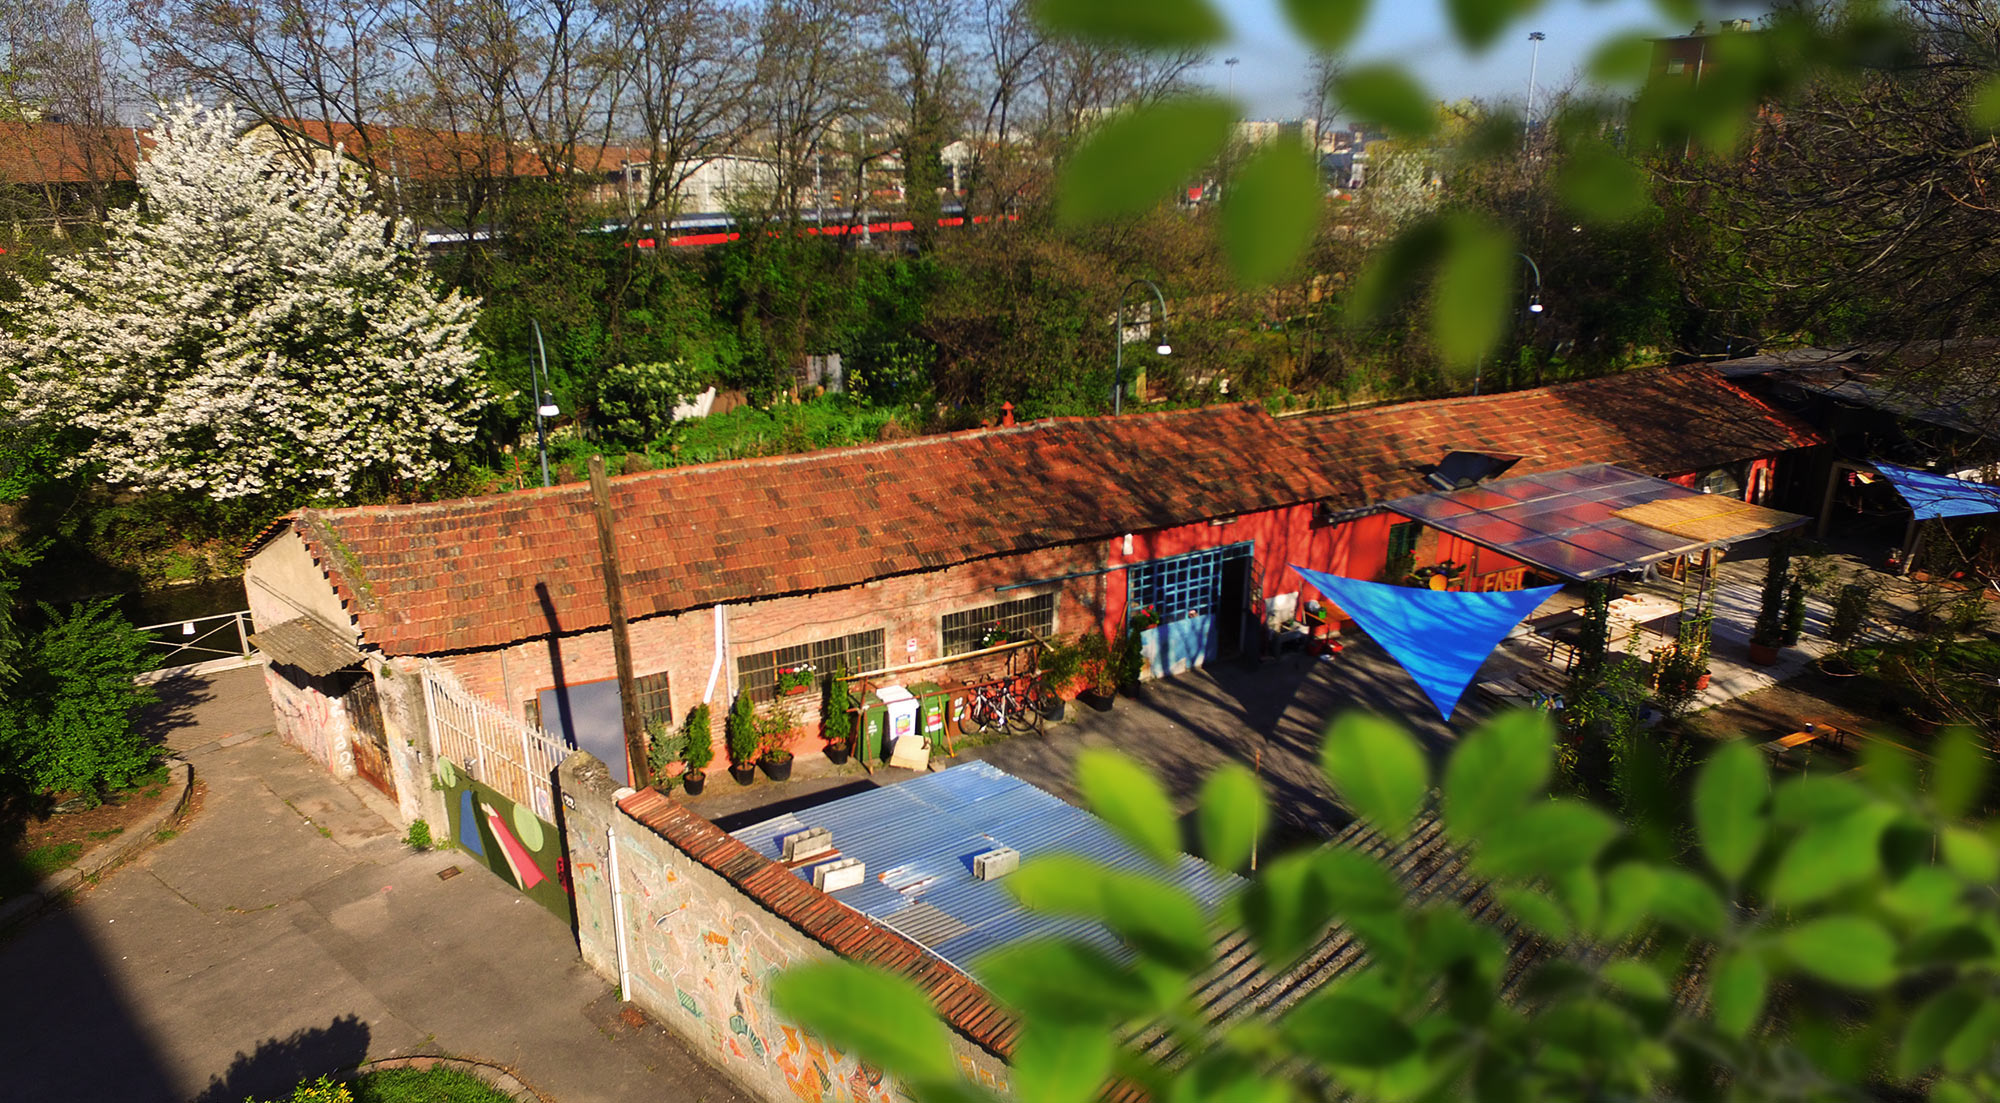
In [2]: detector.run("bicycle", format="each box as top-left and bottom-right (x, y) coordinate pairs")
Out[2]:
(966, 674), (1047, 735)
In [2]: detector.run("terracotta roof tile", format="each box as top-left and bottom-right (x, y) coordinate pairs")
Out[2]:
(1284, 363), (1819, 506)
(287, 405), (1333, 655)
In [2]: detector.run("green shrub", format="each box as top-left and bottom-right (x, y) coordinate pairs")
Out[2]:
(645, 718), (686, 782)
(0, 599), (157, 803)
(348, 1066), (511, 1103)
(1111, 627), (1144, 690)
(403, 819), (433, 851)
(726, 691), (758, 767)
(1828, 579), (1879, 649)
(681, 703), (714, 774)
(823, 665), (853, 744)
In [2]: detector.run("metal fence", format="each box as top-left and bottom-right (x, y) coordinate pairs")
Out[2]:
(135, 609), (255, 678)
(420, 662), (570, 822)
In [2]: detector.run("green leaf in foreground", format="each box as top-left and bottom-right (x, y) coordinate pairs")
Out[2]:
(1971, 73), (2000, 130)
(1028, 0), (1227, 48)
(1282, 0), (1369, 51)
(1198, 761), (1267, 870)
(1332, 64), (1438, 139)
(1929, 727), (1989, 820)
(1693, 740), (1767, 882)
(1782, 916), (1899, 990)
(771, 961), (959, 1083)
(1280, 990), (1418, 1068)
(1442, 709), (1553, 843)
(976, 939), (1167, 1023)
(1471, 800), (1618, 879)
(1220, 145), (1324, 286)
(1010, 1024), (1114, 1103)
(1057, 97), (1233, 226)
(1322, 712), (1430, 838)
(1075, 747), (1181, 864)
(1430, 215), (1515, 371)
(1709, 950), (1767, 1039)
(1559, 144), (1652, 223)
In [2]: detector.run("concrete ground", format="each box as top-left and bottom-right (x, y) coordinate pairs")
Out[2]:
(0, 664), (753, 1103)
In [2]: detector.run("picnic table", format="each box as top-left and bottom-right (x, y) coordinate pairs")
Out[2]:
(1759, 723), (1848, 754)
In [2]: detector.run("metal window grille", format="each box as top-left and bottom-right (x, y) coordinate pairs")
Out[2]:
(1126, 544), (1252, 620)
(942, 593), (1056, 655)
(1388, 521), (1420, 561)
(737, 630), (886, 701)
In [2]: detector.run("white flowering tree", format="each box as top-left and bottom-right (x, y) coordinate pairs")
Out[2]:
(3, 100), (487, 501)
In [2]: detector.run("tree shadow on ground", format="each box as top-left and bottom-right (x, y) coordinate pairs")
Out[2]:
(190, 1015), (372, 1103)
(135, 673), (215, 749)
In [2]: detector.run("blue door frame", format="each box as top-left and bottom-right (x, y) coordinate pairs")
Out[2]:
(1126, 543), (1254, 679)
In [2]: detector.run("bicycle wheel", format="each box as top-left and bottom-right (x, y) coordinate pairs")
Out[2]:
(966, 690), (1002, 733)
(1006, 684), (1043, 734)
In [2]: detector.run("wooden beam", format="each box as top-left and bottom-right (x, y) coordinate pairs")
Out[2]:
(589, 454), (651, 789)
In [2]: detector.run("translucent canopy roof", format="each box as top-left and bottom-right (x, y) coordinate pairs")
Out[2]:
(1382, 463), (1809, 581)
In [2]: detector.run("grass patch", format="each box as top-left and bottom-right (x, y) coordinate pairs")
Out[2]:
(349, 1066), (514, 1103)
(24, 841), (82, 876)
(154, 828), (179, 843)
(86, 826), (126, 840)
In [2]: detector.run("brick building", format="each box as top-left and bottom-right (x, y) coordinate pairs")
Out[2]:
(242, 364), (1817, 807)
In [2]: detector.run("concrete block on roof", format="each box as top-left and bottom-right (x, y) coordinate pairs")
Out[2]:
(812, 858), (865, 892)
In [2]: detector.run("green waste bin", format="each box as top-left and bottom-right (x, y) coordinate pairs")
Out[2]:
(913, 681), (949, 742)
(860, 693), (888, 764)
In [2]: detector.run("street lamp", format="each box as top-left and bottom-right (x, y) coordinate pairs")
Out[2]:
(1471, 254), (1545, 397)
(1524, 31), (1546, 154)
(531, 319), (560, 488)
(1113, 279), (1172, 415)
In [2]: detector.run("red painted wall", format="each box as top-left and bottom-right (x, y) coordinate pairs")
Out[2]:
(1098, 504), (1318, 634)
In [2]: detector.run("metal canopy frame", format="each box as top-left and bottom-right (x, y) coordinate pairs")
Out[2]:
(1382, 463), (1809, 582)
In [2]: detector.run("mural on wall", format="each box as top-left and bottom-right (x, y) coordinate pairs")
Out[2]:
(435, 758), (571, 922)
(610, 837), (958, 1103)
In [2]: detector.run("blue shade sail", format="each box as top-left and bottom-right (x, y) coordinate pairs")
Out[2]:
(1293, 567), (1561, 721)
(1874, 463), (2000, 520)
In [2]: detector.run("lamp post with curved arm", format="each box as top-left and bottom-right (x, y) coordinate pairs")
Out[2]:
(1114, 279), (1172, 415)
(1471, 253), (1545, 397)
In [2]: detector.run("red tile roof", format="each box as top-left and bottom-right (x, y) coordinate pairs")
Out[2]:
(0, 121), (149, 185)
(1284, 364), (1819, 506)
(277, 404), (1335, 656)
(616, 787), (1018, 1059)
(262, 119), (551, 181)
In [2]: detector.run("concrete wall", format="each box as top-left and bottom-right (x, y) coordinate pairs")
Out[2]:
(244, 529), (357, 637)
(560, 754), (1014, 1103)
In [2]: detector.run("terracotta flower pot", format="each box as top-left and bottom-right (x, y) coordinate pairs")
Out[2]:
(1747, 642), (1780, 666)
(1694, 671), (1712, 691)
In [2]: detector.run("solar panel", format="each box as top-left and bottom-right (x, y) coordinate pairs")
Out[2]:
(1383, 463), (1809, 581)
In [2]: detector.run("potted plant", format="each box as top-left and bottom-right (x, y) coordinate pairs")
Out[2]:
(822, 666), (853, 764)
(1037, 638), (1082, 722)
(776, 662), (817, 696)
(1129, 604), (1161, 631)
(646, 718), (686, 793)
(726, 691), (759, 785)
(1748, 543), (1793, 665)
(680, 703), (713, 795)
(1075, 631), (1116, 711)
(1113, 627), (1146, 696)
(758, 703), (797, 781)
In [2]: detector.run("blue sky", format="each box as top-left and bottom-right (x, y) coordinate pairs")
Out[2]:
(1193, 0), (1718, 119)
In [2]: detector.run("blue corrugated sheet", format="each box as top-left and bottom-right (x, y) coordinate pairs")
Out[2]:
(729, 760), (1244, 980)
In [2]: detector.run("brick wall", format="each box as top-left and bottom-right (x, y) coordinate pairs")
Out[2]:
(559, 753), (1016, 1103)
(436, 542), (1109, 767)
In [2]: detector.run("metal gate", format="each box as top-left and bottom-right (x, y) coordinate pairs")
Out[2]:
(1126, 543), (1254, 678)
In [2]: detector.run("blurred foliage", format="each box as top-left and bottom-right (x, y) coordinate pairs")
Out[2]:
(776, 709), (2000, 1103)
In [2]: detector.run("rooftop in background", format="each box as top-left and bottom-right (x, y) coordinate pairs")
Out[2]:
(257, 403), (1334, 656)
(1715, 344), (2000, 437)
(729, 761), (1241, 977)
(1383, 463), (1810, 581)
(1283, 364), (1820, 507)
(0, 120), (149, 185)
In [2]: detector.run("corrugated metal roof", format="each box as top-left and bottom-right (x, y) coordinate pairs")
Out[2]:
(248, 616), (364, 676)
(730, 761), (1244, 980)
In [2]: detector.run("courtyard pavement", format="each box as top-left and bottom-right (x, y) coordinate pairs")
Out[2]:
(0, 664), (754, 1103)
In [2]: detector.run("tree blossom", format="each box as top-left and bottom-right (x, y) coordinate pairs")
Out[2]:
(4, 100), (488, 501)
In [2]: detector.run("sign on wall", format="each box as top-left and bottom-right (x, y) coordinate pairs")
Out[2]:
(436, 758), (573, 922)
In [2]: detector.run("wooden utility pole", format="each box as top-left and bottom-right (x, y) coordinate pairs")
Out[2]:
(589, 454), (651, 789)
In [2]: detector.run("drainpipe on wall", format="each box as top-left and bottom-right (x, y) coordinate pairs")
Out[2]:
(705, 605), (729, 703)
(609, 826), (631, 1001)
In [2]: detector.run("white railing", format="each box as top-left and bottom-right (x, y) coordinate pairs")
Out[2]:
(134, 609), (256, 680)
(420, 662), (570, 822)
